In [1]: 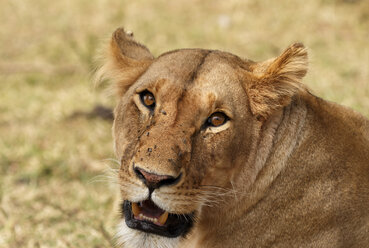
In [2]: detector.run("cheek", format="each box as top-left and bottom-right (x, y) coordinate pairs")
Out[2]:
(190, 122), (254, 187)
(207, 129), (235, 160)
(114, 101), (142, 158)
(189, 130), (235, 181)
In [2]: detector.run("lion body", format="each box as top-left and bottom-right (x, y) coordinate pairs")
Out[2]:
(182, 95), (369, 248)
(97, 28), (369, 248)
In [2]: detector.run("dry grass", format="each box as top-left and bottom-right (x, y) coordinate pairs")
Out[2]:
(0, 0), (368, 247)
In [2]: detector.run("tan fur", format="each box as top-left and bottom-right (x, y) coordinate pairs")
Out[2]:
(94, 28), (153, 96)
(247, 43), (308, 120)
(97, 28), (369, 248)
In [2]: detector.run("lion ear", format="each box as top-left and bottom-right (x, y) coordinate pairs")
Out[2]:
(95, 28), (154, 96)
(246, 43), (308, 120)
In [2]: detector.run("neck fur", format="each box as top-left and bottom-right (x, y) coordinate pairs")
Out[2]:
(237, 98), (307, 212)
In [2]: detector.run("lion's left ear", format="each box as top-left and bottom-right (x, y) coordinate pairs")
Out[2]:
(245, 43), (308, 120)
(94, 28), (154, 96)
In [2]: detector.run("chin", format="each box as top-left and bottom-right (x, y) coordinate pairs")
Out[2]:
(116, 220), (182, 248)
(115, 200), (195, 248)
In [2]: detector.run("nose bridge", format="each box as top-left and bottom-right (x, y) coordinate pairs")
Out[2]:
(158, 82), (199, 129)
(134, 125), (192, 177)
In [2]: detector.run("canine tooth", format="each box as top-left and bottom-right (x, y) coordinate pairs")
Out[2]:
(154, 218), (158, 223)
(139, 213), (143, 219)
(158, 211), (169, 225)
(132, 203), (141, 216)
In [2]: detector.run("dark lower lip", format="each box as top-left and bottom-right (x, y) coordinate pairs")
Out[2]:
(122, 200), (195, 238)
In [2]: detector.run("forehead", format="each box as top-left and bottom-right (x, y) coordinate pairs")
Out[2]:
(135, 49), (248, 95)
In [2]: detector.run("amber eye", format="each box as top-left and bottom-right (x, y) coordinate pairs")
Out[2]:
(207, 112), (228, 127)
(139, 90), (155, 110)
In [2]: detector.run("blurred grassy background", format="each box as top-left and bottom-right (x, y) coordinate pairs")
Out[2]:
(0, 0), (368, 247)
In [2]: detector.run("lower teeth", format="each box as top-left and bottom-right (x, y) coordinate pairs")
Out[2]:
(139, 213), (158, 223)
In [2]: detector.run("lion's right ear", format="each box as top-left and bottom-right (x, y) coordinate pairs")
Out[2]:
(94, 28), (154, 96)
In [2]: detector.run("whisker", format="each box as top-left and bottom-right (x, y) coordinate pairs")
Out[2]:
(101, 157), (121, 166)
(87, 158), (121, 186)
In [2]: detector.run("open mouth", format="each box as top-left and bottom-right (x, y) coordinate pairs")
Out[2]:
(122, 200), (194, 238)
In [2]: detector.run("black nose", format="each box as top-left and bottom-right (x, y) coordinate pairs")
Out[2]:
(134, 167), (181, 190)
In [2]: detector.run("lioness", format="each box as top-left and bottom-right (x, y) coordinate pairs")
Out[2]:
(96, 28), (369, 248)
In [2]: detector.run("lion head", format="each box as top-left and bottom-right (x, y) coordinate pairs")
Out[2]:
(96, 28), (311, 247)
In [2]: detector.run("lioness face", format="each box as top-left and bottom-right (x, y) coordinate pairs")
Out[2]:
(114, 49), (255, 239)
(97, 28), (308, 247)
